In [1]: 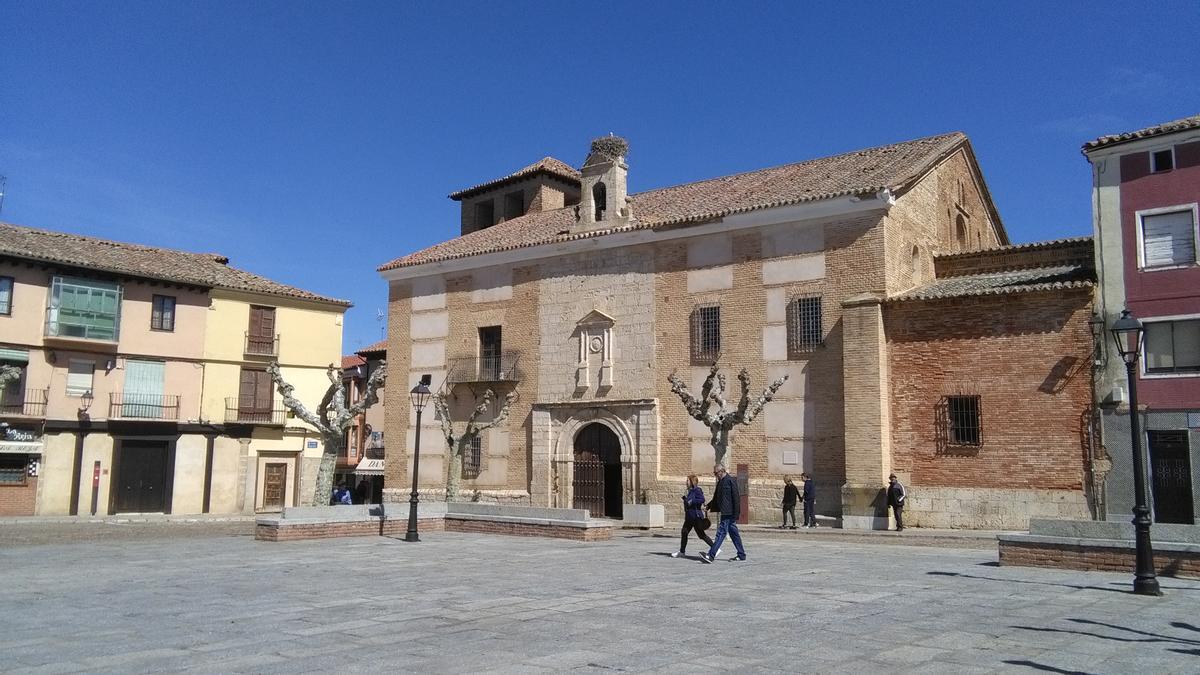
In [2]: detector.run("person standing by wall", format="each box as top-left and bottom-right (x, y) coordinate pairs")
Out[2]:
(672, 474), (717, 558)
(802, 472), (817, 528)
(701, 464), (746, 563)
(781, 476), (800, 529)
(887, 474), (906, 532)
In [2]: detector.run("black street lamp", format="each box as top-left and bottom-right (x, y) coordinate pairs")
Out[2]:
(405, 374), (432, 543)
(1110, 309), (1162, 597)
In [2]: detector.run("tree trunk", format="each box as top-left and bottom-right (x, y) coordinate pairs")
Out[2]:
(446, 439), (464, 501)
(711, 426), (730, 465)
(312, 432), (343, 506)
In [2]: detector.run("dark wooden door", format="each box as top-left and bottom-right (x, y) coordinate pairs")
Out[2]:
(263, 463), (288, 511)
(248, 306), (276, 354)
(238, 368), (272, 422)
(479, 326), (502, 380)
(572, 423), (622, 519)
(1149, 431), (1194, 524)
(114, 441), (168, 513)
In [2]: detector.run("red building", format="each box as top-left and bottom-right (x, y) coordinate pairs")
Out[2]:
(1085, 113), (1200, 525)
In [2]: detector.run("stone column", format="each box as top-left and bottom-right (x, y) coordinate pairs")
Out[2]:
(237, 438), (256, 515)
(530, 408), (553, 507)
(840, 293), (892, 529)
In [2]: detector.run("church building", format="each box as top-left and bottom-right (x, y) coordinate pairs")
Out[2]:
(377, 133), (1097, 529)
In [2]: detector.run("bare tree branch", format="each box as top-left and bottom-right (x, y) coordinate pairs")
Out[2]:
(737, 374), (790, 426)
(439, 387), (518, 500)
(463, 389), (495, 437)
(0, 364), (21, 392)
(434, 391), (455, 449)
(473, 391), (518, 434)
(267, 362), (330, 434)
(343, 363), (388, 420)
(667, 370), (705, 421)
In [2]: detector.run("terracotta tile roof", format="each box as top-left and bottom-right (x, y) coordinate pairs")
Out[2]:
(382, 132), (970, 272)
(1083, 113), (1200, 152)
(890, 264), (1094, 302)
(355, 339), (387, 356)
(341, 354), (366, 369)
(448, 157), (581, 200)
(0, 221), (351, 306)
(892, 236), (1095, 302)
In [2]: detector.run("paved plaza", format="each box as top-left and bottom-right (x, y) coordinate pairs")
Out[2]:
(2, 524), (1199, 674)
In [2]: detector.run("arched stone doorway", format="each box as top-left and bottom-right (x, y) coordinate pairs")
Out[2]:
(573, 422), (623, 519)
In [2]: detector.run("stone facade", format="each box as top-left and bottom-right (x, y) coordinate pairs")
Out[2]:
(381, 136), (1096, 529)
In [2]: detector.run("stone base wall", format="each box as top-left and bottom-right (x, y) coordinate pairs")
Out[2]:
(999, 540), (1200, 580)
(256, 517), (445, 542)
(905, 487), (1089, 530)
(445, 517), (611, 541)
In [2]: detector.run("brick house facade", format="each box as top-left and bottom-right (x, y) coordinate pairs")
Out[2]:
(378, 133), (1096, 528)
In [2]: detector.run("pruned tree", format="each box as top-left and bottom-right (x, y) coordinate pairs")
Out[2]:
(267, 360), (387, 506)
(0, 364), (20, 391)
(667, 362), (789, 464)
(433, 388), (518, 500)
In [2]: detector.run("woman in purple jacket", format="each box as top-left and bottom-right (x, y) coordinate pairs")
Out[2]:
(672, 474), (717, 558)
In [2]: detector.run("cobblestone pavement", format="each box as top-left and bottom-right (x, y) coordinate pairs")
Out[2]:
(3, 526), (1199, 674)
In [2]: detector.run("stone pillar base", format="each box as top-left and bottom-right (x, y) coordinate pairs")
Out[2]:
(841, 483), (889, 530)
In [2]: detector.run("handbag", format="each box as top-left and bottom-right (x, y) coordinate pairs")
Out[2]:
(698, 515), (712, 531)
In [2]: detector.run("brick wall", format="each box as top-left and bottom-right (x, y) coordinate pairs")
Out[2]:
(1000, 539), (1200, 579)
(0, 476), (37, 516)
(886, 288), (1095, 527)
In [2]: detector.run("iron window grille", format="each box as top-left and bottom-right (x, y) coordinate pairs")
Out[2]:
(0, 454), (27, 485)
(786, 295), (823, 357)
(943, 395), (982, 447)
(462, 436), (482, 480)
(690, 305), (721, 363)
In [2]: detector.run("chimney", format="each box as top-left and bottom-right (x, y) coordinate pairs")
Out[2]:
(575, 135), (631, 232)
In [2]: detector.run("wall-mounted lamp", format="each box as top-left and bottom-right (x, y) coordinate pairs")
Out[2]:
(78, 390), (94, 413)
(105, 358), (116, 372)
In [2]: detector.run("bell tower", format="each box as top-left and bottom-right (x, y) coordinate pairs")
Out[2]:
(575, 135), (631, 232)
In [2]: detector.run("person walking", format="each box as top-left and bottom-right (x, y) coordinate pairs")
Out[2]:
(780, 476), (800, 529)
(671, 474), (717, 558)
(802, 472), (817, 528)
(701, 464), (746, 563)
(887, 473), (906, 532)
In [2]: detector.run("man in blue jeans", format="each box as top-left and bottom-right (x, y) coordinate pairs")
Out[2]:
(700, 463), (746, 563)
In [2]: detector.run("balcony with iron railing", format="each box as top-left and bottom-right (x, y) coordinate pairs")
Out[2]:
(244, 332), (280, 357)
(108, 392), (181, 421)
(446, 352), (523, 384)
(224, 397), (288, 425)
(0, 389), (49, 418)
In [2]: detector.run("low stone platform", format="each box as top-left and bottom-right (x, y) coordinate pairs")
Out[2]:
(255, 502), (613, 542)
(999, 518), (1200, 579)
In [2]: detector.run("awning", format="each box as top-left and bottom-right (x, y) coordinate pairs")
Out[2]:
(0, 347), (30, 363)
(0, 441), (43, 455)
(355, 458), (384, 475)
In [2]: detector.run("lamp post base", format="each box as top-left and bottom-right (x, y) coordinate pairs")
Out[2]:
(1133, 576), (1162, 596)
(405, 493), (420, 542)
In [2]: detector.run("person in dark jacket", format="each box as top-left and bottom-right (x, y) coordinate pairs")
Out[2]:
(701, 464), (746, 563)
(887, 473), (906, 532)
(780, 476), (800, 529)
(672, 474), (717, 558)
(802, 472), (817, 528)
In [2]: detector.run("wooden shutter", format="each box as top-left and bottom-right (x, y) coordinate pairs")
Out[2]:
(260, 307), (275, 336)
(239, 368), (257, 410)
(67, 360), (94, 395)
(249, 306), (263, 337)
(254, 370), (272, 412)
(1142, 211), (1196, 267)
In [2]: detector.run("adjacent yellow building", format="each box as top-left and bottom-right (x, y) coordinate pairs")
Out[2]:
(0, 222), (348, 516)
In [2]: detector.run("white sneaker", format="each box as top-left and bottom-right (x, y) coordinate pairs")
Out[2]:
(670, 551), (682, 558)
(715, 547), (722, 557)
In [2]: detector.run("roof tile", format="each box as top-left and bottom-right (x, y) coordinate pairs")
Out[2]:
(382, 132), (969, 271)
(0, 221), (350, 306)
(448, 157), (581, 200)
(1083, 113), (1200, 152)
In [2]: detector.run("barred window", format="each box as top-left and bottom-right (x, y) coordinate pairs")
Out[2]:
(462, 436), (482, 480)
(690, 305), (721, 363)
(946, 395), (981, 446)
(0, 454), (27, 485)
(786, 296), (823, 356)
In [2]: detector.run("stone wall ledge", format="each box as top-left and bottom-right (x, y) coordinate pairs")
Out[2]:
(999, 533), (1200, 555)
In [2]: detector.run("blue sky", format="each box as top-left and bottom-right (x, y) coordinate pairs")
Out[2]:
(2, 2), (1198, 351)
